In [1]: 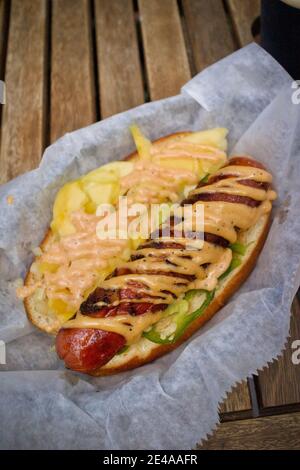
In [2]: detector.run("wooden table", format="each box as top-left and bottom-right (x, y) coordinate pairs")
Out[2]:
(0, 0), (299, 450)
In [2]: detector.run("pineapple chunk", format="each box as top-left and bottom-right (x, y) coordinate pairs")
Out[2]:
(201, 157), (226, 174)
(38, 262), (58, 274)
(153, 128), (228, 178)
(84, 201), (97, 214)
(53, 182), (88, 220)
(82, 161), (133, 183)
(82, 169), (118, 185)
(182, 128), (228, 151)
(130, 124), (151, 161)
(84, 181), (119, 205)
(50, 127), (228, 240)
(65, 182), (88, 212)
(48, 298), (77, 322)
(130, 236), (146, 250)
(98, 161), (134, 178)
(51, 182), (88, 236)
(56, 218), (77, 237)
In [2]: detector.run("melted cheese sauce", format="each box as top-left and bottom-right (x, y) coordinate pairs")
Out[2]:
(64, 311), (164, 345)
(63, 161), (276, 342)
(98, 164), (275, 301)
(121, 161), (198, 204)
(18, 140), (226, 313)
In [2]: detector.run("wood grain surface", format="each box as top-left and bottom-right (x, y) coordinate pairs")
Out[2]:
(198, 411), (300, 449)
(139, 0), (191, 100)
(0, 0), (9, 80)
(258, 297), (300, 407)
(0, 0), (9, 147)
(51, 0), (95, 142)
(226, 0), (260, 47)
(182, 0), (236, 72)
(0, 0), (47, 183)
(219, 381), (251, 414)
(95, 0), (144, 118)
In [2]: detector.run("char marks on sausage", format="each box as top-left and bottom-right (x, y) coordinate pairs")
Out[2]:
(56, 155), (273, 373)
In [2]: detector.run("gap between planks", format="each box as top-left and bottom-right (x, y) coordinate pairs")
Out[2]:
(257, 296), (300, 408)
(198, 411), (300, 450)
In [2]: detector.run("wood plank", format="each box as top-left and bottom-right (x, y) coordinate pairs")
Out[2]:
(0, 0), (47, 184)
(138, 0), (191, 100)
(219, 381), (251, 414)
(227, 0), (261, 47)
(182, 0), (236, 73)
(51, 0), (96, 143)
(0, 0), (9, 137)
(0, 0), (8, 80)
(198, 412), (300, 450)
(94, 0), (144, 118)
(258, 297), (300, 407)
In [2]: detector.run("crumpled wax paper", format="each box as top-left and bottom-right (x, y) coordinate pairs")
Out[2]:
(0, 44), (299, 450)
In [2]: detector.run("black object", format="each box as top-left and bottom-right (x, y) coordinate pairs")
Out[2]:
(261, 0), (300, 79)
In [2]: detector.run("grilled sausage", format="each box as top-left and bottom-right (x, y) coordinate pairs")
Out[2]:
(56, 156), (273, 372)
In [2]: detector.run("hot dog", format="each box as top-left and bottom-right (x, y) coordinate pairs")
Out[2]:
(56, 156), (276, 375)
(19, 127), (229, 336)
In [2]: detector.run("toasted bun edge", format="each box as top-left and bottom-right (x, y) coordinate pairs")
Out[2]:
(24, 132), (195, 334)
(89, 213), (271, 376)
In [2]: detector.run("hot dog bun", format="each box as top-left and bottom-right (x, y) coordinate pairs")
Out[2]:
(23, 131), (274, 378)
(24, 131), (224, 335)
(94, 212), (270, 375)
(54, 154), (275, 376)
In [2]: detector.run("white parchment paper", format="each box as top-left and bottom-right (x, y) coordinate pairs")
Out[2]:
(0, 44), (299, 450)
